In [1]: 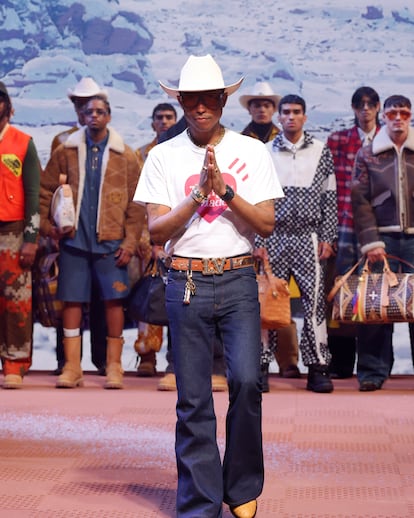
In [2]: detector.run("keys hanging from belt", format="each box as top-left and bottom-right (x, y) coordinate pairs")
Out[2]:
(183, 271), (196, 305)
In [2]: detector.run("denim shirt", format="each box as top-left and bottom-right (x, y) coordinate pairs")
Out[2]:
(64, 131), (121, 254)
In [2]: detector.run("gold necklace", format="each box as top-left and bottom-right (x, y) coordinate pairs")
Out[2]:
(187, 125), (225, 148)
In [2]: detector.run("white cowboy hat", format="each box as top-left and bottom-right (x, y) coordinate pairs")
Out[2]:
(239, 81), (282, 110)
(159, 54), (244, 99)
(67, 77), (108, 100)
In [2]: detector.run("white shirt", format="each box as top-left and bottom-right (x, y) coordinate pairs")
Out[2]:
(134, 128), (284, 257)
(358, 126), (377, 146)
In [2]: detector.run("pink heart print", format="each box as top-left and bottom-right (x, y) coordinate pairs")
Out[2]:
(185, 174), (237, 223)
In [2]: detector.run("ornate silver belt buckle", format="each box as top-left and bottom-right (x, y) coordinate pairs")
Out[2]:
(202, 257), (226, 275)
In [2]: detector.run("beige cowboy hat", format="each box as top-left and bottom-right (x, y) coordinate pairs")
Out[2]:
(67, 77), (108, 100)
(239, 81), (282, 110)
(159, 54), (244, 99)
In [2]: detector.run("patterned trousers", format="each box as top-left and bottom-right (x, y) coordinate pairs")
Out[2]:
(263, 230), (331, 367)
(0, 222), (33, 369)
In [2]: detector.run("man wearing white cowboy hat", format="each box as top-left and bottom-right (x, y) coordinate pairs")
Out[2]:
(50, 77), (108, 152)
(239, 81), (282, 142)
(239, 81), (301, 389)
(134, 54), (284, 518)
(48, 77), (110, 378)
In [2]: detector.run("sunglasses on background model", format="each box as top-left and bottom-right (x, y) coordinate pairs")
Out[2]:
(384, 109), (412, 121)
(179, 91), (225, 110)
(354, 100), (378, 110)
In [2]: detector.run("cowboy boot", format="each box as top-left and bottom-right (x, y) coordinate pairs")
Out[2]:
(105, 336), (124, 389)
(56, 336), (83, 388)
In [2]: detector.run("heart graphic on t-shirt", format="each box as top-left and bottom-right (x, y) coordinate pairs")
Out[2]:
(185, 174), (237, 223)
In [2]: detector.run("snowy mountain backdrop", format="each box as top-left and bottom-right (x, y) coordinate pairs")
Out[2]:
(2, 0), (414, 372)
(2, 0), (414, 166)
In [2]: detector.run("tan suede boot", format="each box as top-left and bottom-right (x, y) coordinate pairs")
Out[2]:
(56, 336), (83, 388)
(105, 336), (124, 389)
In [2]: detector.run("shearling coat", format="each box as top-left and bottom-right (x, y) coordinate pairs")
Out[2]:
(40, 126), (144, 255)
(351, 126), (414, 254)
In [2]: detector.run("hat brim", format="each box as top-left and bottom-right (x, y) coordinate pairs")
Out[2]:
(159, 77), (244, 100)
(239, 94), (282, 110)
(67, 89), (109, 101)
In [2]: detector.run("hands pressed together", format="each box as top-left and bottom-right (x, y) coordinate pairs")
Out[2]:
(198, 145), (227, 199)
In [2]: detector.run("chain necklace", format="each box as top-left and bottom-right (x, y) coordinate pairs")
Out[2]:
(187, 125), (225, 148)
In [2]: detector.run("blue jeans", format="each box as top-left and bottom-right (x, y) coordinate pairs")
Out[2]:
(357, 233), (414, 385)
(166, 266), (264, 517)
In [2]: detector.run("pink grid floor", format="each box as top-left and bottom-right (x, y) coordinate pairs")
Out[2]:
(1, 372), (414, 517)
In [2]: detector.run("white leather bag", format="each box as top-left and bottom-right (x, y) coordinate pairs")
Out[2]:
(50, 174), (75, 233)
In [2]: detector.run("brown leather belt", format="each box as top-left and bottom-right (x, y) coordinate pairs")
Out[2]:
(170, 255), (254, 275)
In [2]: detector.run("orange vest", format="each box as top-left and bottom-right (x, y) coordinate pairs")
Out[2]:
(0, 125), (31, 221)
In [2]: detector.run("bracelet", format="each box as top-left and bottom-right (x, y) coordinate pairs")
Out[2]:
(191, 185), (208, 204)
(219, 184), (235, 203)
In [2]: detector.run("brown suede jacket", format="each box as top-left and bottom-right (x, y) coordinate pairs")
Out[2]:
(40, 126), (144, 255)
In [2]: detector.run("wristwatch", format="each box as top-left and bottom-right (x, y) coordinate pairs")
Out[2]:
(219, 184), (235, 203)
(191, 185), (208, 204)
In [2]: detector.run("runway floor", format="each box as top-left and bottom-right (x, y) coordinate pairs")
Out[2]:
(1, 372), (414, 517)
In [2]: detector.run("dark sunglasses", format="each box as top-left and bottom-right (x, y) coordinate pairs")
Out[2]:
(179, 92), (225, 110)
(384, 109), (411, 121)
(354, 100), (377, 110)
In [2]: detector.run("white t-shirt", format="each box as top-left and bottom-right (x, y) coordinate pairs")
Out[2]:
(134, 128), (283, 257)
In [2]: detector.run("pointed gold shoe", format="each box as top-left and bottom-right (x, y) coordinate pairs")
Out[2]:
(230, 499), (257, 518)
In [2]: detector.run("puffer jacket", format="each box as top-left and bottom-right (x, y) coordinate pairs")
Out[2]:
(351, 126), (414, 254)
(40, 126), (144, 255)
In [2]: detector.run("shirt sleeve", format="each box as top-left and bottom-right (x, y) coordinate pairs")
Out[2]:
(318, 145), (338, 244)
(22, 139), (41, 243)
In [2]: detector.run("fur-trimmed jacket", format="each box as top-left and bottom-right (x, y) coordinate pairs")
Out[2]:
(40, 126), (144, 255)
(351, 126), (414, 254)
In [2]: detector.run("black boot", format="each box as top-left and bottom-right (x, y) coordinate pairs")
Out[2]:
(260, 363), (269, 393)
(306, 364), (333, 393)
